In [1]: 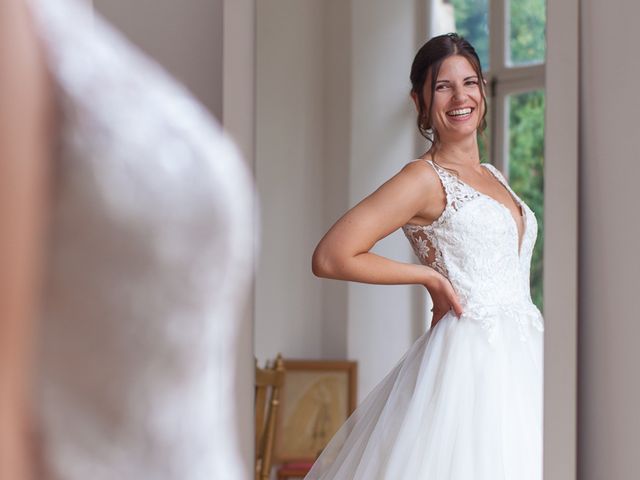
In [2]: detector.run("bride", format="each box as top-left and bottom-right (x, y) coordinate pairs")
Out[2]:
(309, 33), (543, 480)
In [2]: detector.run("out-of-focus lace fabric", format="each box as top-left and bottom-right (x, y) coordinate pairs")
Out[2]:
(402, 160), (544, 345)
(29, 0), (254, 479)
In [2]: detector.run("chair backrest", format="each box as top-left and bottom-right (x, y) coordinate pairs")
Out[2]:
(255, 354), (285, 480)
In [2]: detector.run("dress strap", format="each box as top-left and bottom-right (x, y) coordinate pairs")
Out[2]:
(422, 158), (479, 212)
(423, 159), (449, 205)
(482, 163), (524, 208)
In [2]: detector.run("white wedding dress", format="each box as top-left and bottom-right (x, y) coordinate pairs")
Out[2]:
(27, 0), (254, 478)
(305, 159), (544, 480)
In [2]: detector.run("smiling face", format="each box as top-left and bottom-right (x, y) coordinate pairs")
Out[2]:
(415, 54), (486, 144)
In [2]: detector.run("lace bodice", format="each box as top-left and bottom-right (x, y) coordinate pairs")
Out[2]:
(29, 0), (253, 478)
(402, 160), (543, 344)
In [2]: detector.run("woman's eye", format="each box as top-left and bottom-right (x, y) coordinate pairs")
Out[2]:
(436, 84), (449, 91)
(466, 80), (479, 86)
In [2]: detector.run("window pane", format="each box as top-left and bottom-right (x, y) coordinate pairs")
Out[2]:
(507, 89), (545, 311)
(449, 0), (490, 70)
(509, 0), (546, 65)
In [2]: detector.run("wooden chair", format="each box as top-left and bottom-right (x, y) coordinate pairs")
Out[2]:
(255, 354), (285, 480)
(276, 460), (315, 479)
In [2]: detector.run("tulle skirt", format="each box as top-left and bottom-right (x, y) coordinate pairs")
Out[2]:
(304, 306), (543, 480)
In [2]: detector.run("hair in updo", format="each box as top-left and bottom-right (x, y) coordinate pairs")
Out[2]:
(410, 33), (488, 156)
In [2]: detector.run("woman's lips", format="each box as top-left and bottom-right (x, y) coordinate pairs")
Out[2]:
(446, 107), (474, 122)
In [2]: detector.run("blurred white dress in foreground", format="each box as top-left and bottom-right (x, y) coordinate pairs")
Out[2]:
(29, 0), (254, 478)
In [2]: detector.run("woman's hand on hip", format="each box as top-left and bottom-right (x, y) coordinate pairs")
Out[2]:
(424, 271), (464, 327)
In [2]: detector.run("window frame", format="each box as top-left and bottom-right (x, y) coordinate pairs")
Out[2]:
(487, 0), (545, 175)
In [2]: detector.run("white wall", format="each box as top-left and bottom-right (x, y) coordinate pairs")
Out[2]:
(347, 0), (425, 398)
(543, 2), (579, 479)
(579, 1), (640, 478)
(255, 0), (326, 362)
(320, 0), (351, 360)
(255, 0), (428, 400)
(94, 0), (223, 119)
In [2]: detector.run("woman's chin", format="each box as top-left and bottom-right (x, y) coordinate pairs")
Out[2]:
(439, 127), (479, 143)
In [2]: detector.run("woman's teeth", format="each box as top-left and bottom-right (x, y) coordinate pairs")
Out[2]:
(447, 107), (473, 117)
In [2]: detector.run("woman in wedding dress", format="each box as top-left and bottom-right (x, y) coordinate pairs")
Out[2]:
(309, 33), (544, 480)
(0, 0), (253, 478)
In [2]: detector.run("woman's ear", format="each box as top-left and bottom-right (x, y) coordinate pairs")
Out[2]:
(410, 91), (420, 113)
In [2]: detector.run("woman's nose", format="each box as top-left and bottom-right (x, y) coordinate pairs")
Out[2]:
(452, 87), (466, 102)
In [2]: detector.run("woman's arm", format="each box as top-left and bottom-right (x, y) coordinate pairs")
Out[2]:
(311, 160), (434, 283)
(0, 1), (53, 478)
(312, 160), (441, 284)
(312, 160), (463, 320)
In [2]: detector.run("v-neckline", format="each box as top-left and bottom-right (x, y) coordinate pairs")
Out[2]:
(433, 161), (527, 257)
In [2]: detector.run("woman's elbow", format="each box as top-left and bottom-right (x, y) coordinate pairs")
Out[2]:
(311, 245), (337, 278)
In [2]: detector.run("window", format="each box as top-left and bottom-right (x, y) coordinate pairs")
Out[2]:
(430, 0), (546, 310)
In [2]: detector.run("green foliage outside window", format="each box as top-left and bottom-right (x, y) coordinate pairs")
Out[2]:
(450, 0), (489, 69)
(509, 0), (546, 65)
(509, 91), (545, 309)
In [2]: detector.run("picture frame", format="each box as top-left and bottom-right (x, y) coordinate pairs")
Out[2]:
(274, 359), (358, 463)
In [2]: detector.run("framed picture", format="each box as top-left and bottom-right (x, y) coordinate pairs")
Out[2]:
(274, 359), (357, 463)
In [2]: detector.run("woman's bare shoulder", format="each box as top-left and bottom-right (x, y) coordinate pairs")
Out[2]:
(388, 158), (446, 225)
(395, 158), (441, 191)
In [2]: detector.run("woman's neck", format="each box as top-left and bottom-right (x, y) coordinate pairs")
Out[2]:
(430, 135), (481, 169)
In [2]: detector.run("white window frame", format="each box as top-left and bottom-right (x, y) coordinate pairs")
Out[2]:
(487, 0), (545, 176)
